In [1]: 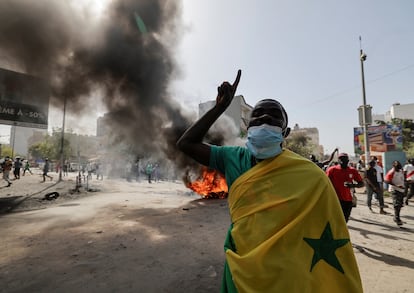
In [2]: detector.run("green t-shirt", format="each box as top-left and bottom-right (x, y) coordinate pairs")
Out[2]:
(209, 145), (253, 189)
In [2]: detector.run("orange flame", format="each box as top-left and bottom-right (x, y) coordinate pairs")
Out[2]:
(184, 167), (228, 199)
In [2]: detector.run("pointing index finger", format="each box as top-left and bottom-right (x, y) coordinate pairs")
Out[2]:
(232, 69), (242, 90)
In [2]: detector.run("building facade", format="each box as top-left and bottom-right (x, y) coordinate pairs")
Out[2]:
(199, 98), (328, 156)
(8, 124), (98, 162)
(372, 102), (414, 124)
(199, 95), (253, 135)
(290, 123), (324, 157)
(10, 125), (47, 157)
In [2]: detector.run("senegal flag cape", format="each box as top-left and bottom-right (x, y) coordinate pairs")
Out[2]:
(224, 150), (362, 293)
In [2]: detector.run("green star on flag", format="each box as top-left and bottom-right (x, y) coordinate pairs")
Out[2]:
(303, 222), (350, 273)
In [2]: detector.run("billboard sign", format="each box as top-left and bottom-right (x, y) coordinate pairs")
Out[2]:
(354, 124), (403, 155)
(0, 68), (50, 129)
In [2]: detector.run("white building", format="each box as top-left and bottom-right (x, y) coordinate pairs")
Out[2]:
(290, 123), (324, 157)
(7, 124), (99, 161)
(10, 125), (47, 157)
(386, 102), (414, 120)
(199, 99), (327, 156)
(372, 102), (414, 124)
(199, 95), (253, 135)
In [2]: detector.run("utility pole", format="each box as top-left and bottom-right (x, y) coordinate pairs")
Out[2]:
(359, 36), (371, 163)
(59, 97), (67, 181)
(11, 122), (16, 158)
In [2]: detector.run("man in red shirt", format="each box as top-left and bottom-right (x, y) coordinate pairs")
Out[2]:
(326, 153), (364, 222)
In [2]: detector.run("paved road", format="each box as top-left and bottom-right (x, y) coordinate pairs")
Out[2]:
(0, 174), (413, 292)
(347, 189), (414, 293)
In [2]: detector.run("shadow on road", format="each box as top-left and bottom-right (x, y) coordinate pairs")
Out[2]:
(352, 244), (414, 270)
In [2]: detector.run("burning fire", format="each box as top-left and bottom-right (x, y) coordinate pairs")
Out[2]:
(184, 167), (228, 199)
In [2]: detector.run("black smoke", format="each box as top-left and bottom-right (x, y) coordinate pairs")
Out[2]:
(0, 0), (201, 173)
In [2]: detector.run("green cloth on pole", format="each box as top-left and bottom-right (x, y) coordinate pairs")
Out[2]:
(134, 12), (148, 34)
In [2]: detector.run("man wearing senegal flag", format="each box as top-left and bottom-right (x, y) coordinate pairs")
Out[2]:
(177, 70), (363, 293)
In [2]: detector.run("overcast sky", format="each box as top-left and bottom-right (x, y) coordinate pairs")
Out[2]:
(1, 0), (413, 157)
(172, 0), (414, 156)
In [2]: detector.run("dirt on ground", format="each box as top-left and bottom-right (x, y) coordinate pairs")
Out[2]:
(0, 169), (413, 293)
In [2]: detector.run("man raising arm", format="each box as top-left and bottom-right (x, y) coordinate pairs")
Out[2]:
(177, 70), (362, 293)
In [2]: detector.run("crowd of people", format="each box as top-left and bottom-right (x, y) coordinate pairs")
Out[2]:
(125, 160), (161, 183)
(0, 156), (57, 187)
(0, 156), (167, 188)
(71, 159), (164, 184)
(0, 157), (169, 186)
(0, 156), (35, 187)
(310, 153), (413, 226)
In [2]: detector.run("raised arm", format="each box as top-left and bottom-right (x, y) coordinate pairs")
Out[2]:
(177, 70), (241, 166)
(321, 148), (338, 166)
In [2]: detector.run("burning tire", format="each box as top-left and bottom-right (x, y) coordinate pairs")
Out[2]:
(44, 192), (60, 200)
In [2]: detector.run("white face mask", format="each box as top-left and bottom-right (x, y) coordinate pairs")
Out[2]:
(246, 124), (284, 159)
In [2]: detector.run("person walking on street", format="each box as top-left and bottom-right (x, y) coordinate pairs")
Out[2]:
(373, 156), (384, 204)
(13, 157), (22, 179)
(2, 157), (13, 187)
(23, 159), (33, 175)
(365, 160), (388, 214)
(134, 159), (141, 182)
(356, 160), (366, 188)
(153, 163), (159, 182)
(356, 160), (364, 172)
(42, 158), (53, 182)
(177, 70), (362, 292)
(146, 163), (153, 183)
(95, 162), (104, 180)
(326, 153), (365, 223)
(385, 160), (406, 226)
(63, 160), (69, 176)
(403, 158), (414, 205)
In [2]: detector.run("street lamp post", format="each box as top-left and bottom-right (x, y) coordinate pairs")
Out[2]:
(11, 122), (17, 158)
(359, 37), (370, 163)
(59, 97), (67, 181)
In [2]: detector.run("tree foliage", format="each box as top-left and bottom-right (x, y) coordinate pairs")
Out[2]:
(0, 145), (17, 158)
(391, 118), (414, 152)
(28, 129), (72, 161)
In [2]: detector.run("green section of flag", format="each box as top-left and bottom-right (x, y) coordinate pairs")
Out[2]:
(134, 12), (147, 34)
(304, 222), (350, 273)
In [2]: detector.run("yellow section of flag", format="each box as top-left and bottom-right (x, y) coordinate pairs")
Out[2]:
(226, 150), (363, 293)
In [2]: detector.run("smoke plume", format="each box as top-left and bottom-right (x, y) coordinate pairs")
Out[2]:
(0, 0), (202, 174)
